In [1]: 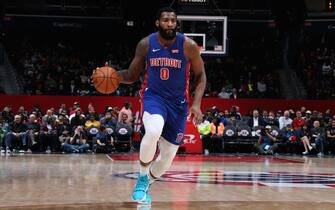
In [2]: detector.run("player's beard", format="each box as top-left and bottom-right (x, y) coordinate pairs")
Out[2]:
(158, 25), (177, 40)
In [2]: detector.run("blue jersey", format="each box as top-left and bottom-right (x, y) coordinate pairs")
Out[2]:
(142, 32), (190, 101)
(140, 32), (190, 145)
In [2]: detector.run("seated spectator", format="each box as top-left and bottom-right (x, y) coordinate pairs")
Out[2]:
(85, 103), (99, 120)
(59, 130), (71, 152)
(230, 106), (242, 121)
(1, 106), (14, 124)
(26, 114), (41, 151)
(69, 102), (81, 116)
(94, 125), (114, 153)
(70, 108), (86, 130)
(42, 109), (57, 127)
(326, 119), (335, 155)
(262, 110), (268, 121)
(0, 121), (6, 153)
(62, 126), (89, 153)
(311, 120), (325, 157)
(115, 114), (133, 151)
(4, 115), (28, 153)
(209, 116), (224, 153)
(297, 124), (313, 155)
(218, 87), (230, 99)
(219, 112), (228, 126)
(264, 111), (279, 127)
(118, 101), (133, 125)
(292, 111), (305, 129)
(197, 115), (211, 155)
(100, 110), (117, 129)
(85, 115), (101, 128)
(17, 106), (29, 122)
(247, 109), (266, 128)
(85, 114), (101, 142)
(40, 120), (59, 153)
(229, 88), (239, 99)
(254, 125), (278, 155)
(278, 110), (293, 129)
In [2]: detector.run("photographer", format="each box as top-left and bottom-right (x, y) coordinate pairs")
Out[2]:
(254, 125), (278, 155)
(62, 126), (89, 153)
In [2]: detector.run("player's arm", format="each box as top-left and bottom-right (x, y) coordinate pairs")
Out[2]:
(184, 37), (207, 124)
(117, 37), (148, 84)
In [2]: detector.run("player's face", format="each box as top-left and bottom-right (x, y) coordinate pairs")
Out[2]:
(157, 12), (177, 40)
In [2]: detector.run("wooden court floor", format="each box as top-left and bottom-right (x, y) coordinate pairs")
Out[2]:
(1, 153), (335, 210)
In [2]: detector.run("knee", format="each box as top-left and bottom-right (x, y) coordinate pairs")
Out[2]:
(144, 125), (162, 141)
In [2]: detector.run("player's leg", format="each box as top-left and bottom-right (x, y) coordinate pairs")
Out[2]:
(149, 137), (179, 182)
(132, 111), (165, 203)
(148, 101), (188, 183)
(140, 111), (165, 173)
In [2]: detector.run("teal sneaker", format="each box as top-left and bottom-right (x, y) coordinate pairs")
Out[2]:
(138, 189), (151, 205)
(132, 174), (150, 202)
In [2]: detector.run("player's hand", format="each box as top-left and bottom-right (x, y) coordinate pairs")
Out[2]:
(189, 105), (203, 125)
(91, 62), (109, 81)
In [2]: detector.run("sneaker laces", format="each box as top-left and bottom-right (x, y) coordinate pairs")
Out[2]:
(135, 175), (149, 192)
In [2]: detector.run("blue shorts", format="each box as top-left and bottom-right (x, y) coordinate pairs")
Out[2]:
(142, 92), (188, 145)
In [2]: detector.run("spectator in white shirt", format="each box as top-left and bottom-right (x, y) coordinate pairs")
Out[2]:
(278, 110), (293, 129)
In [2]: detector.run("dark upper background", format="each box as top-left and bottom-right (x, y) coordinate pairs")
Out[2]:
(0, 0), (334, 99)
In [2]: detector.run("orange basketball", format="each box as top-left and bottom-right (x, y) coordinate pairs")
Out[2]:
(92, 66), (120, 94)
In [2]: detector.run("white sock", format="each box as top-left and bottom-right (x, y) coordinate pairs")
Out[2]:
(149, 137), (179, 182)
(139, 111), (165, 176)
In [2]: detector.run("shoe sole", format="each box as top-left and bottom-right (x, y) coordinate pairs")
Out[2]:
(131, 192), (151, 205)
(131, 191), (146, 203)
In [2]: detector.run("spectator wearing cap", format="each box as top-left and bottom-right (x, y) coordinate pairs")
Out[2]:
(292, 111), (305, 129)
(118, 102), (133, 124)
(254, 125), (278, 155)
(278, 110), (292, 130)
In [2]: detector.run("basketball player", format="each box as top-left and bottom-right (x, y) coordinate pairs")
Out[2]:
(117, 7), (206, 204)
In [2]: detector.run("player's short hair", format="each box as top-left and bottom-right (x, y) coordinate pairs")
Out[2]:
(156, 7), (177, 20)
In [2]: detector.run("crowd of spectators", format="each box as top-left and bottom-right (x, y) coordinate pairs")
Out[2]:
(0, 101), (134, 154)
(6, 35), (141, 96)
(1, 102), (334, 157)
(197, 105), (335, 156)
(202, 33), (281, 99)
(297, 33), (335, 99)
(5, 33), (281, 99)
